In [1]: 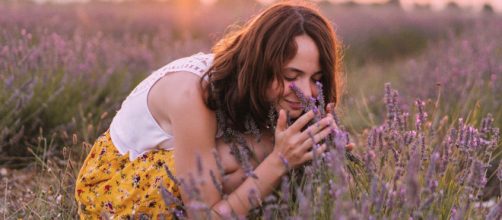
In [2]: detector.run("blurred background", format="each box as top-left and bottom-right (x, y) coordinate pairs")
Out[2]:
(0, 0), (501, 218)
(25, 0), (502, 13)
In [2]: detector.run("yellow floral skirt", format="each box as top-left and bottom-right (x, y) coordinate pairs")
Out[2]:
(75, 131), (182, 220)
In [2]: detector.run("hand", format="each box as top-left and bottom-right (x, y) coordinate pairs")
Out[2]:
(325, 102), (337, 124)
(271, 109), (334, 170)
(326, 102), (354, 152)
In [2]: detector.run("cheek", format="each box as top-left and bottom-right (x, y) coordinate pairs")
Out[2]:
(266, 80), (282, 101)
(282, 82), (292, 97)
(311, 82), (319, 97)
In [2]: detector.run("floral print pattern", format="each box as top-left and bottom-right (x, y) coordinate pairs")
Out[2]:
(75, 131), (181, 219)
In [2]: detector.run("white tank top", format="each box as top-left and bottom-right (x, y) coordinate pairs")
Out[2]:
(109, 52), (214, 161)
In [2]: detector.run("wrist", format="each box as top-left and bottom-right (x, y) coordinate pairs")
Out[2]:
(265, 152), (288, 176)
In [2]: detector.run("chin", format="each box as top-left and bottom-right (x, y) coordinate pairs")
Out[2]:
(275, 104), (302, 119)
(286, 109), (303, 119)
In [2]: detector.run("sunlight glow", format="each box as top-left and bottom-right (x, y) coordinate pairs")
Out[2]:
(29, 0), (502, 13)
(200, 0), (218, 6)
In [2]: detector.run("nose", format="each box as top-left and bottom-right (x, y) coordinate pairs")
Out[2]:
(295, 79), (316, 99)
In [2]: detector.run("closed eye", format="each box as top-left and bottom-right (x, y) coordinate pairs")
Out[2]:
(284, 76), (297, 82)
(282, 68), (322, 82)
(311, 73), (323, 82)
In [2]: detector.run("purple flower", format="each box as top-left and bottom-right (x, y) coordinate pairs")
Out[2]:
(289, 82), (308, 110)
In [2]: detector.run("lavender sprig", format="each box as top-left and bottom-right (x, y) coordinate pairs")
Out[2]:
(315, 81), (326, 116)
(289, 83), (309, 110)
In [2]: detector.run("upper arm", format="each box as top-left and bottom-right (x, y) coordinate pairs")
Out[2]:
(159, 72), (222, 207)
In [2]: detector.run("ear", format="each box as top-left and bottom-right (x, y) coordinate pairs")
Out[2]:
(326, 102), (334, 113)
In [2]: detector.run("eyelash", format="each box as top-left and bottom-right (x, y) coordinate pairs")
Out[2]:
(284, 76), (296, 82)
(283, 76), (322, 82)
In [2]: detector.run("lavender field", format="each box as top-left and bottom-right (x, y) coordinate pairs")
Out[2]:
(0, 1), (501, 219)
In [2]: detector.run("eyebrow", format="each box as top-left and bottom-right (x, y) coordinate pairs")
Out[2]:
(285, 67), (323, 75)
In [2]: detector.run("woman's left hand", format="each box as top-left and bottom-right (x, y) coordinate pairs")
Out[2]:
(326, 102), (354, 152)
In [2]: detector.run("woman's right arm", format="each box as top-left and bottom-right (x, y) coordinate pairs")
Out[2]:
(155, 73), (333, 218)
(210, 109), (334, 216)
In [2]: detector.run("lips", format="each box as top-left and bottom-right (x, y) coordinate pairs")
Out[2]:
(285, 100), (303, 110)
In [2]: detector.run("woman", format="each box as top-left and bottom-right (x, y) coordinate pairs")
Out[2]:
(75, 1), (344, 219)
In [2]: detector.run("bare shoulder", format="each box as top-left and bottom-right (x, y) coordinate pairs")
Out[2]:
(148, 71), (213, 130)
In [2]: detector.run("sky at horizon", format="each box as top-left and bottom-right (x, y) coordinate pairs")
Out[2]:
(28, 0), (502, 13)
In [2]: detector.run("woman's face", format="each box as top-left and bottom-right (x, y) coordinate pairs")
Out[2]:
(267, 34), (323, 119)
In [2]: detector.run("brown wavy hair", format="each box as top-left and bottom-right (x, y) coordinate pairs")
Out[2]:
(202, 0), (344, 132)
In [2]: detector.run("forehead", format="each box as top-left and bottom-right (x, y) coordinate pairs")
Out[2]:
(284, 35), (321, 74)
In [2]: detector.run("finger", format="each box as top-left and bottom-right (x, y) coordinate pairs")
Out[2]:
(296, 115), (334, 143)
(329, 119), (339, 130)
(301, 143), (327, 162)
(276, 109), (287, 132)
(299, 126), (333, 153)
(287, 110), (315, 133)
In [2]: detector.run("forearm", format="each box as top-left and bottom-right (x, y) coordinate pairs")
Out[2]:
(222, 169), (245, 195)
(211, 153), (285, 218)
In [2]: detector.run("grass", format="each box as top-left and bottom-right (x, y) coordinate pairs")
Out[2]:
(0, 1), (501, 219)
